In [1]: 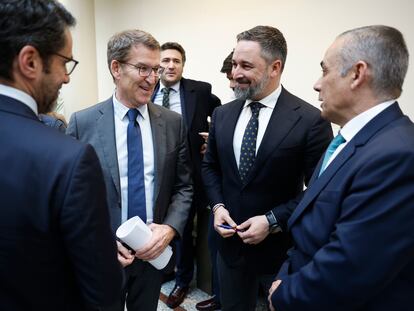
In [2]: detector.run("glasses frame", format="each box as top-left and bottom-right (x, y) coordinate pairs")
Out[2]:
(53, 52), (79, 75)
(118, 61), (165, 77)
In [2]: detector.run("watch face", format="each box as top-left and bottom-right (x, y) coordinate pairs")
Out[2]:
(270, 224), (282, 234)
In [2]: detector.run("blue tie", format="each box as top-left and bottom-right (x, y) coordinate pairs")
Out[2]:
(319, 133), (346, 176)
(127, 109), (147, 222)
(239, 102), (264, 183)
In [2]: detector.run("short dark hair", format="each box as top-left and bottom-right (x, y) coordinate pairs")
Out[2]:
(161, 42), (186, 63)
(0, 0), (76, 81)
(220, 51), (233, 74)
(237, 25), (287, 70)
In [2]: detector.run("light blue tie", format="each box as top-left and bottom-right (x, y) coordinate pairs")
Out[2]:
(319, 133), (346, 176)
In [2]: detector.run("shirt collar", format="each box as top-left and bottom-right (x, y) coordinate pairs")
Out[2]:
(160, 80), (180, 93)
(0, 83), (38, 115)
(244, 84), (282, 109)
(340, 99), (396, 142)
(112, 92), (149, 121)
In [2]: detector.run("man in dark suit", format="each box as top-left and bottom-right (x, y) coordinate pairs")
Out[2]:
(0, 1), (123, 310)
(202, 25), (333, 310)
(269, 25), (414, 311)
(67, 30), (192, 311)
(151, 42), (221, 308)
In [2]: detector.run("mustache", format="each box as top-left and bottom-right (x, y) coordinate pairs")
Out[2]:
(235, 77), (250, 84)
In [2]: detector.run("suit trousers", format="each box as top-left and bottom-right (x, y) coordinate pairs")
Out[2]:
(102, 259), (163, 311)
(217, 252), (275, 311)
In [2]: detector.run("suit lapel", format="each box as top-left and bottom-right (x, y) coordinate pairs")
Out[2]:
(243, 88), (301, 186)
(287, 102), (404, 228)
(147, 103), (166, 203)
(181, 78), (196, 129)
(96, 99), (121, 196)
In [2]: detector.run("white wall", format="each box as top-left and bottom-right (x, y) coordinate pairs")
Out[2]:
(65, 0), (414, 120)
(59, 0), (98, 118)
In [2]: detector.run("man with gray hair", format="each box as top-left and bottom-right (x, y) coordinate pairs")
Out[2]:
(202, 25), (332, 310)
(67, 29), (192, 311)
(269, 25), (414, 311)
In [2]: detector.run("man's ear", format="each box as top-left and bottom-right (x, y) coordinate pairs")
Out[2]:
(350, 61), (369, 89)
(17, 45), (42, 80)
(270, 59), (282, 78)
(110, 60), (122, 81)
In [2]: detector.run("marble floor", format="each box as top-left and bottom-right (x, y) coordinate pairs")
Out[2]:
(157, 280), (268, 311)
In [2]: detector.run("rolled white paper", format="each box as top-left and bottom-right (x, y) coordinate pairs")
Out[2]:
(116, 216), (172, 270)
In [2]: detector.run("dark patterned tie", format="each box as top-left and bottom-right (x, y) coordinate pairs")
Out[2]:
(239, 102), (264, 183)
(162, 87), (171, 109)
(127, 109), (147, 222)
(318, 133), (346, 176)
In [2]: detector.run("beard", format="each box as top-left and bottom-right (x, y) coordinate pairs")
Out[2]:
(234, 71), (270, 101)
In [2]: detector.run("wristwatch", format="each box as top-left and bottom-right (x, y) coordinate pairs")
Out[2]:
(265, 211), (282, 234)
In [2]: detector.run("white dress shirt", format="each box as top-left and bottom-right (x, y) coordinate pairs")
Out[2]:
(0, 84), (38, 115)
(153, 81), (182, 115)
(113, 93), (155, 224)
(326, 99), (396, 168)
(233, 85), (282, 167)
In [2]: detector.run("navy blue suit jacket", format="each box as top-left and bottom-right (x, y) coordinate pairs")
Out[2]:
(202, 87), (333, 273)
(152, 77), (220, 206)
(0, 94), (123, 310)
(272, 103), (414, 310)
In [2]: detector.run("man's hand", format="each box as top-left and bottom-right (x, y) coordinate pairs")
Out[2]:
(134, 224), (175, 261)
(268, 279), (282, 311)
(116, 240), (135, 267)
(199, 132), (209, 155)
(214, 206), (237, 238)
(237, 215), (269, 244)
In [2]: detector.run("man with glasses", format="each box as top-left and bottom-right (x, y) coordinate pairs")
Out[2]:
(151, 42), (221, 309)
(67, 29), (193, 311)
(0, 0), (123, 310)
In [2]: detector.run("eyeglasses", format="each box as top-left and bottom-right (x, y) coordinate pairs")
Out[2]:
(53, 52), (79, 75)
(118, 61), (165, 77)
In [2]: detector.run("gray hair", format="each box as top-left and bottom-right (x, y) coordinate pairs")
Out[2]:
(338, 25), (409, 99)
(237, 25), (287, 70)
(107, 29), (159, 72)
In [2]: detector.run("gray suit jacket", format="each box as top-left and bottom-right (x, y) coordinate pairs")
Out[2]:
(67, 97), (193, 239)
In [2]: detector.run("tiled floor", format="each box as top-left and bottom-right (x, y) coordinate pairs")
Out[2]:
(157, 280), (268, 311)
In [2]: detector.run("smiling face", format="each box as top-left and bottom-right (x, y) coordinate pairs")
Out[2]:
(232, 40), (280, 101)
(160, 49), (184, 87)
(112, 44), (160, 108)
(313, 37), (355, 126)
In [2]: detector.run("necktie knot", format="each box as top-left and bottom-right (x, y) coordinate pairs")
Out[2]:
(319, 133), (346, 176)
(249, 102), (264, 116)
(162, 87), (171, 95)
(127, 109), (139, 122)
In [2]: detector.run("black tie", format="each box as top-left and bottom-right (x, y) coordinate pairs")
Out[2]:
(162, 87), (171, 109)
(239, 102), (264, 183)
(127, 109), (146, 222)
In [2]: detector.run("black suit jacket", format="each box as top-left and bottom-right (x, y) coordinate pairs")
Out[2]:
(202, 87), (333, 273)
(153, 77), (221, 206)
(0, 94), (123, 310)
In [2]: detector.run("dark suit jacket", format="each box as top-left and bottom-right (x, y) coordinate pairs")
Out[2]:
(152, 78), (221, 206)
(272, 103), (414, 311)
(202, 87), (333, 274)
(0, 95), (123, 311)
(66, 98), (192, 253)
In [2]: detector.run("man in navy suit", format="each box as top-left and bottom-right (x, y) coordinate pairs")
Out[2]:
(151, 42), (221, 308)
(269, 25), (414, 311)
(0, 1), (123, 310)
(202, 25), (333, 310)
